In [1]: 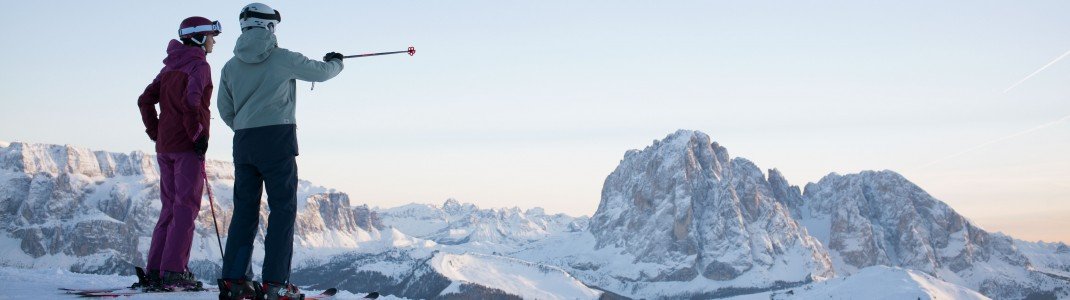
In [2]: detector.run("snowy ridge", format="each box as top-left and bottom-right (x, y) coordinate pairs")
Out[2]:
(729, 266), (990, 300)
(378, 198), (587, 251)
(1015, 239), (1070, 279)
(431, 252), (601, 299)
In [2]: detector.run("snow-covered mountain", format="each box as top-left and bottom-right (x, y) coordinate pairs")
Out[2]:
(795, 170), (1067, 299)
(4, 131), (1070, 299)
(377, 198), (587, 250)
(580, 130), (833, 297)
(517, 130), (1068, 299)
(0, 141), (384, 282)
(0, 141), (595, 299)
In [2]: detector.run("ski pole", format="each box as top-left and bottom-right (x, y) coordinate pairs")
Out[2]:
(344, 46), (416, 58)
(202, 167), (225, 262)
(311, 47), (415, 90)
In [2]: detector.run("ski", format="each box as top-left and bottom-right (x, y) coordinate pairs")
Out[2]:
(71, 287), (360, 299)
(75, 288), (219, 298)
(305, 287), (338, 299)
(60, 266), (152, 295)
(59, 287), (130, 294)
(302, 288), (377, 299)
(58, 265), (145, 293)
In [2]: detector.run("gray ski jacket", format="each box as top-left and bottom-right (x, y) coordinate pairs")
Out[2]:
(217, 28), (343, 130)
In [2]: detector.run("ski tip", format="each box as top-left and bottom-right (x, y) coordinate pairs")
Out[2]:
(364, 291), (380, 299)
(323, 287), (337, 295)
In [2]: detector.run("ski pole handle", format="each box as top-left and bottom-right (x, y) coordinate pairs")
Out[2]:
(344, 46), (415, 58)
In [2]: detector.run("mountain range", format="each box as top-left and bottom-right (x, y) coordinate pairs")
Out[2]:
(0, 132), (1067, 299)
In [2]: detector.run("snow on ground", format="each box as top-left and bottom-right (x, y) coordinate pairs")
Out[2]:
(430, 252), (602, 300)
(726, 266), (990, 300)
(0, 266), (404, 300)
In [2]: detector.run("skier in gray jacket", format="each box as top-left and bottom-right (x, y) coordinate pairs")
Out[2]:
(216, 3), (344, 299)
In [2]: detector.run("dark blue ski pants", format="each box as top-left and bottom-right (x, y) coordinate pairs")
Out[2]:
(221, 124), (299, 284)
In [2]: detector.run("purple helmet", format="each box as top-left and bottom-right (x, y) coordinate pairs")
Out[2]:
(178, 16), (222, 44)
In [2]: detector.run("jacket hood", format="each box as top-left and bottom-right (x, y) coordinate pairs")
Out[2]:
(233, 28), (278, 64)
(163, 39), (206, 69)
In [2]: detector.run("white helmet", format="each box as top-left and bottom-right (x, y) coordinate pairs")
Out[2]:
(239, 3), (281, 32)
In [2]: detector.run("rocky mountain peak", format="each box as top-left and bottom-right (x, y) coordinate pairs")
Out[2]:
(590, 130), (832, 283)
(797, 169), (1059, 299)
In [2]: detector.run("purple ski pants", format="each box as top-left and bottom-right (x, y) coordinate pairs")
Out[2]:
(146, 151), (204, 274)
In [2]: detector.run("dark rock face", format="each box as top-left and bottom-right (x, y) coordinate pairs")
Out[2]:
(702, 261), (741, 281)
(298, 193), (383, 237)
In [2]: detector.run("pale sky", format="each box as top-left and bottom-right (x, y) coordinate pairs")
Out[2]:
(1, 1), (1068, 243)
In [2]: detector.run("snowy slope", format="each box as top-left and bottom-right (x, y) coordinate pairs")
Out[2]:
(431, 252), (601, 299)
(728, 266), (990, 300)
(0, 266), (394, 299)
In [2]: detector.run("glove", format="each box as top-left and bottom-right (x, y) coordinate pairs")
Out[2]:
(193, 136), (208, 157)
(323, 52), (344, 62)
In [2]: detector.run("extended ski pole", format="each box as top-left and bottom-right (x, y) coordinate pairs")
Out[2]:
(202, 167), (225, 262)
(345, 46), (416, 58)
(311, 47), (415, 90)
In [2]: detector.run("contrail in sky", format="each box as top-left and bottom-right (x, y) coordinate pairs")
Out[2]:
(1003, 49), (1070, 93)
(922, 49), (1070, 169)
(919, 114), (1070, 170)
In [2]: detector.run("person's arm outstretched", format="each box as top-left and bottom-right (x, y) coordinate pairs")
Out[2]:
(285, 49), (344, 82)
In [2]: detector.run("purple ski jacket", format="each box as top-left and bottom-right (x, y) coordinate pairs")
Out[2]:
(138, 40), (213, 153)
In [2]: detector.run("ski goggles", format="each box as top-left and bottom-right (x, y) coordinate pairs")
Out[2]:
(178, 20), (222, 37)
(239, 9), (281, 23)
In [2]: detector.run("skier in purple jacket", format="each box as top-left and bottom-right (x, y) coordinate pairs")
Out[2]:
(136, 16), (221, 291)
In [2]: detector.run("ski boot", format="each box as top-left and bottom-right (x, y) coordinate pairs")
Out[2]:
(130, 267), (162, 291)
(160, 270), (204, 291)
(218, 279), (262, 300)
(263, 281), (303, 300)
